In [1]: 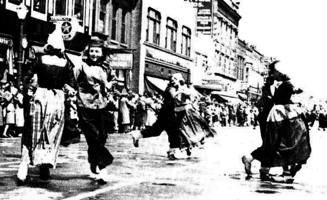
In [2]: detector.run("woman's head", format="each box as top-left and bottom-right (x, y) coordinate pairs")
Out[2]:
(170, 73), (185, 87)
(268, 60), (289, 82)
(86, 36), (105, 63)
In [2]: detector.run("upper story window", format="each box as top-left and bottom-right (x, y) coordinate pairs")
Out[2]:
(121, 9), (127, 44)
(54, 0), (68, 15)
(74, 0), (84, 26)
(165, 18), (177, 52)
(31, 0), (48, 21)
(181, 26), (191, 57)
(92, 0), (107, 34)
(111, 4), (118, 40)
(99, 0), (107, 33)
(146, 8), (161, 45)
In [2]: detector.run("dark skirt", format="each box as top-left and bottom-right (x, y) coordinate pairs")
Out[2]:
(318, 113), (327, 128)
(77, 107), (113, 170)
(176, 108), (216, 149)
(261, 104), (311, 167)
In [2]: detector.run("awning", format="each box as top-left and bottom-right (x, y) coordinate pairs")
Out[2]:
(237, 93), (248, 101)
(194, 84), (223, 91)
(145, 76), (202, 98)
(211, 91), (244, 104)
(145, 76), (169, 95)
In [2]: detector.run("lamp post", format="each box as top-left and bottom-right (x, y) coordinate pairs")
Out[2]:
(16, 2), (29, 90)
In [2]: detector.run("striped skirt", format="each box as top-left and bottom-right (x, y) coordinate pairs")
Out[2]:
(26, 88), (65, 168)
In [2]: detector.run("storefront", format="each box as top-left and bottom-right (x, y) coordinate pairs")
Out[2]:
(0, 34), (14, 82)
(106, 48), (134, 91)
(144, 56), (190, 95)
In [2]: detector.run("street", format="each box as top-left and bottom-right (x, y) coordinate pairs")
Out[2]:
(0, 126), (327, 200)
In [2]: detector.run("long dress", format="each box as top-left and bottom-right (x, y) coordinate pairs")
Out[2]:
(22, 53), (76, 168)
(174, 88), (216, 149)
(263, 80), (311, 167)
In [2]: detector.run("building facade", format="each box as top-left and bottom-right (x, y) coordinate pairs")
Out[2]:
(236, 39), (270, 102)
(0, 0), (141, 89)
(134, 0), (196, 94)
(185, 0), (241, 95)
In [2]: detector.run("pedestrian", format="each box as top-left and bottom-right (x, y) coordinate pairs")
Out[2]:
(16, 28), (76, 184)
(75, 36), (115, 184)
(242, 61), (311, 183)
(118, 89), (134, 133)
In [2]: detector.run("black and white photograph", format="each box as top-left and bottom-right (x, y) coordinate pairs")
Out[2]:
(0, 0), (326, 199)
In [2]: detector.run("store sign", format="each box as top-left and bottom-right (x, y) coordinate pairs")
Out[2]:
(0, 37), (13, 46)
(50, 16), (79, 41)
(196, 0), (212, 35)
(108, 53), (133, 70)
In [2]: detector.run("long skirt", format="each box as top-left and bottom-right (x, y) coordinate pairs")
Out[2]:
(22, 88), (65, 168)
(176, 108), (216, 149)
(318, 113), (327, 128)
(263, 104), (311, 167)
(78, 107), (113, 170)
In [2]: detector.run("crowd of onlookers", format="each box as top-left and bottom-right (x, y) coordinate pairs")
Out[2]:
(197, 96), (259, 129)
(1, 80), (327, 139)
(0, 80), (24, 138)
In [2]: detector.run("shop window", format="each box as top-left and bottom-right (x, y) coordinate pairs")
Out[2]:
(111, 4), (118, 40)
(165, 18), (177, 52)
(146, 8), (161, 45)
(181, 26), (191, 57)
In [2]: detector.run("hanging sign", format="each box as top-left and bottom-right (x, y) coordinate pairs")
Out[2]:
(107, 53), (133, 70)
(50, 16), (80, 41)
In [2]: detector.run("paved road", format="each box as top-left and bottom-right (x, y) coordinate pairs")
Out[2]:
(0, 126), (327, 200)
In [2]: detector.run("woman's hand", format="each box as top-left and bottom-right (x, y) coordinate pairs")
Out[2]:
(63, 84), (76, 97)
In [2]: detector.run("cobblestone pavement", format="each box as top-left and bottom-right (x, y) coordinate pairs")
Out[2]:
(0, 126), (326, 200)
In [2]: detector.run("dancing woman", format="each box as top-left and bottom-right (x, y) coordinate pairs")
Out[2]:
(242, 61), (311, 183)
(75, 37), (115, 184)
(173, 79), (216, 153)
(16, 29), (76, 184)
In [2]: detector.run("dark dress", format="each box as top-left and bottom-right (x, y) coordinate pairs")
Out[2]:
(318, 112), (327, 129)
(140, 85), (182, 149)
(251, 83), (274, 164)
(263, 80), (311, 167)
(174, 91), (216, 149)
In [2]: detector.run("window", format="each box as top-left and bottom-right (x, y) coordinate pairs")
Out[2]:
(111, 4), (118, 40)
(54, 0), (67, 15)
(146, 8), (161, 45)
(121, 9), (127, 43)
(31, 0), (48, 21)
(5, 0), (22, 13)
(7, 0), (21, 5)
(74, 0), (84, 26)
(92, 0), (107, 34)
(99, 0), (107, 33)
(181, 26), (191, 57)
(165, 18), (177, 52)
(33, 0), (46, 13)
